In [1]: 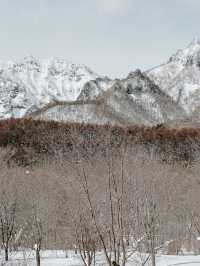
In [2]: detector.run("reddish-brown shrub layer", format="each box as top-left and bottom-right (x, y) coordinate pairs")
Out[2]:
(0, 118), (199, 166)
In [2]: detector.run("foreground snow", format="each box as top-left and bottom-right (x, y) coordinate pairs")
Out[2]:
(1, 250), (200, 266)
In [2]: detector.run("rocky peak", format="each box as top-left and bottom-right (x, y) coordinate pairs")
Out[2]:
(126, 69), (144, 79)
(169, 37), (200, 66)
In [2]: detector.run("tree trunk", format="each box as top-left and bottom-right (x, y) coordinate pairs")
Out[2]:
(121, 239), (126, 266)
(150, 235), (156, 266)
(151, 250), (156, 266)
(87, 254), (91, 266)
(36, 249), (41, 266)
(5, 246), (9, 261)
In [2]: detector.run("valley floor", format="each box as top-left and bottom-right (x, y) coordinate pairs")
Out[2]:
(1, 250), (200, 266)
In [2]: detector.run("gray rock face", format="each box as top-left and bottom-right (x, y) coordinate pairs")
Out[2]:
(34, 69), (184, 126)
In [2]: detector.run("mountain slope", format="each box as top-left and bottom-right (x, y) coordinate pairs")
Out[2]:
(1, 44), (197, 126)
(0, 56), (108, 119)
(148, 38), (200, 115)
(33, 70), (185, 126)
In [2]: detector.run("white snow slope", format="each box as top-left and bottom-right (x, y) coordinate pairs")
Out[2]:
(148, 37), (200, 115)
(34, 70), (184, 126)
(0, 56), (105, 119)
(1, 38), (200, 125)
(1, 250), (200, 266)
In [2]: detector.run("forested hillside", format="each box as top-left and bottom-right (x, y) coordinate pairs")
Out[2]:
(0, 118), (199, 166)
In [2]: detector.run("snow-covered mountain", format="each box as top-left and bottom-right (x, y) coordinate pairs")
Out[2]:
(0, 56), (183, 126)
(148, 37), (200, 116)
(0, 56), (107, 119)
(33, 70), (184, 126)
(1, 39), (200, 126)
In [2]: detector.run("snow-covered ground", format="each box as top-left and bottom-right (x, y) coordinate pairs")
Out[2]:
(1, 250), (200, 266)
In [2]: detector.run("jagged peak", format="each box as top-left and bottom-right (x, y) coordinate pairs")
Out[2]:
(0, 56), (93, 70)
(126, 69), (143, 79)
(188, 36), (200, 47)
(22, 54), (40, 63)
(169, 37), (200, 64)
(0, 56), (99, 78)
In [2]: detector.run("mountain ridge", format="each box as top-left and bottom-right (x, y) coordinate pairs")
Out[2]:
(1, 39), (200, 126)
(148, 38), (200, 116)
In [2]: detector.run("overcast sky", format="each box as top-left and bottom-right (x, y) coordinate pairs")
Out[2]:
(0, 0), (199, 77)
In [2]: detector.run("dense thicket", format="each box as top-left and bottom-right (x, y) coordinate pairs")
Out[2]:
(0, 118), (199, 166)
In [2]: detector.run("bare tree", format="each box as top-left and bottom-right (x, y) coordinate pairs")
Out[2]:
(0, 157), (18, 262)
(0, 193), (17, 261)
(21, 167), (57, 266)
(75, 213), (97, 266)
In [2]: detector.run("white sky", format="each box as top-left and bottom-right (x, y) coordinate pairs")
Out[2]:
(0, 0), (199, 78)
